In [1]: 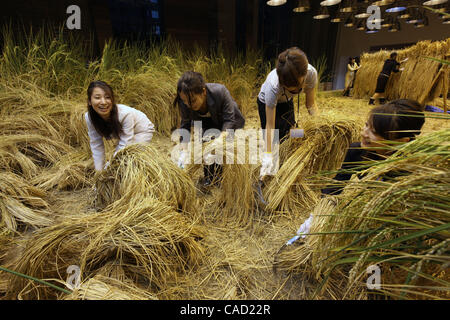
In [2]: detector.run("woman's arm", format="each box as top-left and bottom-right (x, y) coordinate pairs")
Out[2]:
(305, 88), (317, 116)
(265, 106), (276, 153)
(85, 113), (106, 171)
(115, 112), (135, 155)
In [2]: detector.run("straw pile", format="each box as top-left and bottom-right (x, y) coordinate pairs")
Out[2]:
(273, 129), (450, 299)
(95, 144), (198, 216)
(353, 38), (450, 105)
(263, 114), (361, 215)
(0, 172), (52, 232)
(63, 275), (158, 300)
(4, 196), (205, 299)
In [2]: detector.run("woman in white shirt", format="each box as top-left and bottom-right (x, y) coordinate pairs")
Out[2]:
(85, 80), (155, 171)
(343, 57), (360, 97)
(257, 47), (318, 178)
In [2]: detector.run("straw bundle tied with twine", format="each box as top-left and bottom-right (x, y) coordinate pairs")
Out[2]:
(4, 196), (205, 299)
(353, 38), (450, 105)
(273, 129), (450, 300)
(263, 114), (361, 215)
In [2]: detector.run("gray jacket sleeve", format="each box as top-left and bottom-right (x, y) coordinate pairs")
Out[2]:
(178, 99), (192, 142)
(219, 86), (238, 131)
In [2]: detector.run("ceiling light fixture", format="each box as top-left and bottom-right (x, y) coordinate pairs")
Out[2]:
(320, 0), (342, 5)
(293, 0), (310, 12)
(340, 0), (354, 12)
(313, 6), (330, 19)
(267, 0), (287, 6)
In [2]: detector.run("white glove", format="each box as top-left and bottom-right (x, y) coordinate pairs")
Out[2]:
(103, 161), (110, 170)
(286, 214), (314, 245)
(178, 151), (188, 169)
(260, 152), (275, 179)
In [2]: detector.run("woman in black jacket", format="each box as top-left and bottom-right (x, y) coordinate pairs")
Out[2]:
(369, 52), (408, 105)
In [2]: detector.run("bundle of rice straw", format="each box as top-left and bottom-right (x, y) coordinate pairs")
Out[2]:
(63, 275), (158, 300)
(0, 172), (52, 232)
(95, 144), (198, 216)
(5, 197), (205, 299)
(120, 72), (180, 136)
(31, 150), (94, 191)
(263, 115), (360, 215)
(184, 130), (266, 228)
(273, 129), (450, 300)
(0, 134), (73, 170)
(353, 38), (450, 105)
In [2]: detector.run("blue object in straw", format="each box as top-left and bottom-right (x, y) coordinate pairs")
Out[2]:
(425, 105), (450, 114)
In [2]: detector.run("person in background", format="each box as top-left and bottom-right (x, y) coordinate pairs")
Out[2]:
(85, 80), (155, 171)
(173, 71), (245, 190)
(369, 52), (408, 105)
(288, 99), (425, 242)
(351, 56), (361, 90)
(343, 57), (360, 97)
(258, 47), (318, 179)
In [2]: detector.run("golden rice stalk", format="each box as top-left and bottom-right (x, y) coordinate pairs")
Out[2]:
(0, 134), (73, 169)
(0, 198), (52, 231)
(5, 197), (205, 299)
(264, 115), (360, 215)
(0, 172), (51, 232)
(353, 38), (450, 105)
(183, 130), (266, 228)
(0, 145), (39, 179)
(31, 150), (94, 191)
(63, 275), (158, 300)
(95, 144), (198, 216)
(120, 72), (180, 136)
(273, 130), (449, 299)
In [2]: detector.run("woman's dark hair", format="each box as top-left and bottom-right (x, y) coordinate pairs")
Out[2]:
(173, 71), (206, 108)
(369, 99), (425, 141)
(87, 80), (123, 139)
(348, 57), (355, 64)
(276, 47), (309, 88)
(390, 52), (398, 60)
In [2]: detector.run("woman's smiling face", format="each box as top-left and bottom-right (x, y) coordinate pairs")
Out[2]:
(89, 87), (113, 120)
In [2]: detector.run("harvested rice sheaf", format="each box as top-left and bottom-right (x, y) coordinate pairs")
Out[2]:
(0, 172), (52, 232)
(5, 197), (205, 299)
(274, 129), (450, 300)
(63, 275), (158, 300)
(353, 38), (450, 104)
(95, 144), (198, 216)
(263, 114), (361, 216)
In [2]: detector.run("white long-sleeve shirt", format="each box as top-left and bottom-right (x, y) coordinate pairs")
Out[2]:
(85, 104), (155, 171)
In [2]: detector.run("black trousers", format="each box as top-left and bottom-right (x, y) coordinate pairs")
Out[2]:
(375, 73), (389, 93)
(199, 117), (223, 182)
(257, 97), (295, 143)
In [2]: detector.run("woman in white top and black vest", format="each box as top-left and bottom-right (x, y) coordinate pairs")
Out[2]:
(85, 80), (155, 171)
(257, 47), (318, 178)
